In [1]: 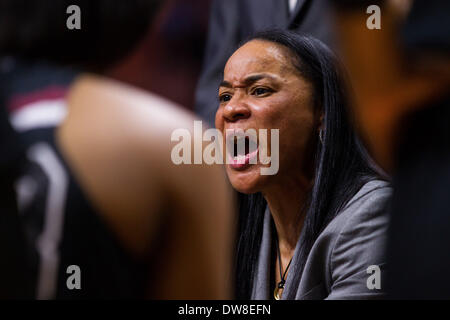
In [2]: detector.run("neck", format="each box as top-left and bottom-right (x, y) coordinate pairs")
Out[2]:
(262, 174), (311, 257)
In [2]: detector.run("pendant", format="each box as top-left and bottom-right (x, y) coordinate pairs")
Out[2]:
(274, 282), (284, 300)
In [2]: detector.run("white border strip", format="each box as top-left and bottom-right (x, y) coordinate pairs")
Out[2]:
(29, 143), (68, 299)
(10, 99), (67, 132)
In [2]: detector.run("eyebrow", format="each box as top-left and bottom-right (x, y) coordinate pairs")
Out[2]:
(219, 73), (277, 89)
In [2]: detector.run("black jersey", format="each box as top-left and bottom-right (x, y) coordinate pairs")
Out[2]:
(1, 58), (149, 299)
(0, 79), (34, 298)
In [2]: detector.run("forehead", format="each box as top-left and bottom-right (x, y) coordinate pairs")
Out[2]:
(224, 40), (296, 80)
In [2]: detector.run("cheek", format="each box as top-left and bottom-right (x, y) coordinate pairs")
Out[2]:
(215, 108), (224, 131)
(278, 114), (315, 169)
(276, 99), (316, 165)
(255, 96), (313, 133)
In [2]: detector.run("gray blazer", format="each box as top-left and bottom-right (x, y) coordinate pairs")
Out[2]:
(251, 180), (392, 300)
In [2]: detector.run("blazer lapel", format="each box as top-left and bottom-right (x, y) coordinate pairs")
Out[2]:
(251, 208), (273, 299)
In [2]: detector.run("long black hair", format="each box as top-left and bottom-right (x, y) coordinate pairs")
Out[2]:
(235, 30), (379, 299)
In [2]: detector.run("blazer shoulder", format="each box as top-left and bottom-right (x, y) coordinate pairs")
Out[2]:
(325, 179), (392, 299)
(296, 179), (392, 299)
(321, 179), (392, 242)
(343, 179), (392, 212)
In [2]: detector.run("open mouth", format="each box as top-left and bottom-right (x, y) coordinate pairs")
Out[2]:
(226, 133), (258, 169)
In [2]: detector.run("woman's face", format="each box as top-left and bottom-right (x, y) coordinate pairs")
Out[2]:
(215, 40), (318, 194)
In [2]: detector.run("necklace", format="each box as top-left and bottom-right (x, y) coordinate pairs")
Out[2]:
(274, 235), (293, 300)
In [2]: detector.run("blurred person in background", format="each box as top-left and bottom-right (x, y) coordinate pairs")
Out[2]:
(0, 98), (33, 298)
(0, 0), (233, 299)
(109, 0), (211, 110)
(331, 0), (450, 298)
(216, 30), (392, 300)
(196, 0), (334, 126)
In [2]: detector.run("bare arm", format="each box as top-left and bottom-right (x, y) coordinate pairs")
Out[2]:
(58, 75), (235, 299)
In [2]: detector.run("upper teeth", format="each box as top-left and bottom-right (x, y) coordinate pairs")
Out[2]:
(226, 133), (258, 157)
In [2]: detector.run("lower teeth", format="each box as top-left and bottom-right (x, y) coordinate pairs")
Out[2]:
(234, 155), (246, 164)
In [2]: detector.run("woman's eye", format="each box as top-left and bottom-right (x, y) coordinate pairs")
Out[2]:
(219, 94), (232, 103)
(253, 87), (271, 96)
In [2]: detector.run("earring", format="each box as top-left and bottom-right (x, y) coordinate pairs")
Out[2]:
(319, 129), (324, 144)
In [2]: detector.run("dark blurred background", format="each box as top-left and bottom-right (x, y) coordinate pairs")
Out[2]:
(107, 0), (211, 111)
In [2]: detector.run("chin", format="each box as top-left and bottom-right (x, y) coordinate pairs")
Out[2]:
(231, 183), (259, 195)
(226, 166), (267, 194)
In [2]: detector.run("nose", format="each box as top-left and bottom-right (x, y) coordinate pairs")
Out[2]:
(221, 96), (251, 122)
